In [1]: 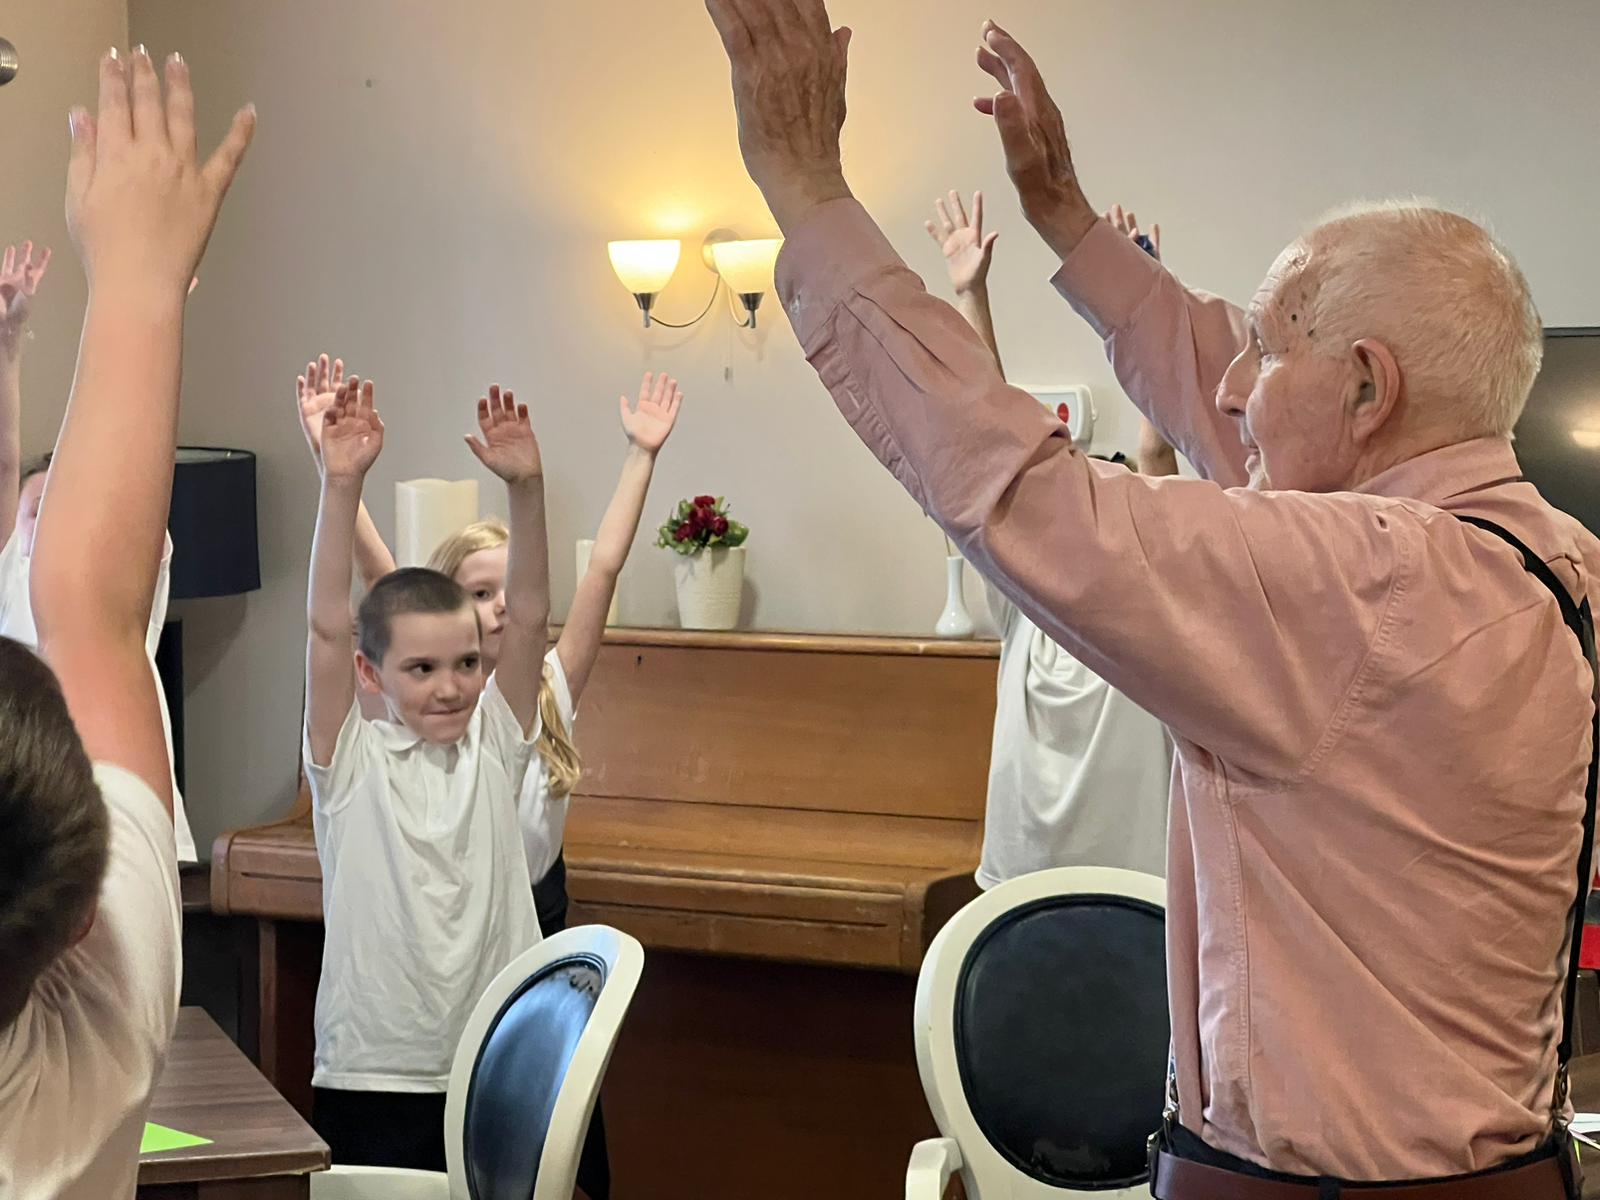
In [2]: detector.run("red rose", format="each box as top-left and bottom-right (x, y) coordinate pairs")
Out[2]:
(694, 494), (716, 509)
(713, 516), (729, 536)
(688, 510), (707, 534)
(674, 522), (692, 541)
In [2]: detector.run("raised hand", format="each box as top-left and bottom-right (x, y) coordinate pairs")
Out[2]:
(295, 353), (347, 464)
(1, 241), (52, 337)
(926, 190), (998, 295)
(703, 0), (854, 232)
(465, 384), (542, 484)
(620, 371), (683, 455)
(1107, 203), (1160, 260)
(973, 21), (1096, 260)
(66, 47), (254, 295)
(319, 376), (383, 481)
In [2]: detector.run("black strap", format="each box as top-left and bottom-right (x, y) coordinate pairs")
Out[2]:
(1458, 517), (1599, 1081)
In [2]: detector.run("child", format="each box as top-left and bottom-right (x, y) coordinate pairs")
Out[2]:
(925, 190), (1172, 884)
(0, 243), (199, 862)
(303, 377), (551, 1171)
(0, 47), (252, 1198)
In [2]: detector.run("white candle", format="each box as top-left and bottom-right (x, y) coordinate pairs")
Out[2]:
(575, 538), (620, 625)
(395, 479), (479, 567)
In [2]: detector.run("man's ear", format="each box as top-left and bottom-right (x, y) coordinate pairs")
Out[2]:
(1349, 337), (1402, 445)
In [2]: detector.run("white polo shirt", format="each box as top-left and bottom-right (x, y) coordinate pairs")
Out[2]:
(0, 764), (182, 1200)
(0, 533), (198, 862)
(977, 583), (1172, 887)
(305, 673), (544, 1092)
(517, 647), (576, 886)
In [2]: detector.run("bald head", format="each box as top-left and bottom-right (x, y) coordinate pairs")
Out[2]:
(1291, 202), (1543, 440)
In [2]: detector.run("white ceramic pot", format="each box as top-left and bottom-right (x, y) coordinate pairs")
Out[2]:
(674, 545), (745, 630)
(934, 554), (975, 638)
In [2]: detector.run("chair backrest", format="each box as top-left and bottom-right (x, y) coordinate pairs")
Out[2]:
(913, 867), (1168, 1199)
(443, 925), (644, 1200)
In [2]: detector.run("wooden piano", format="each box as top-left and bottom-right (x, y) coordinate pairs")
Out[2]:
(212, 628), (998, 1200)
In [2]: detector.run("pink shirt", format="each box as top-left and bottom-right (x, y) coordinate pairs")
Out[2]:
(777, 200), (1598, 1179)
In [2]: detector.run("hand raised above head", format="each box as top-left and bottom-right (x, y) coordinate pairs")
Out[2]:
(703, 0), (854, 232)
(926, 190), (999, 296)
(620, 371), (683, 455)
(0, 241), (51, 332)
(973, 21), (1096, 260)
(66, 47), (255, 296)
(465, 384), (543, 484)
(320, 376), (384, 481)
(295, 353), (348, 464)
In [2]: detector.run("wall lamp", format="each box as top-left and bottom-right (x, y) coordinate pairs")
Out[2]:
(607, 233), (782, 330)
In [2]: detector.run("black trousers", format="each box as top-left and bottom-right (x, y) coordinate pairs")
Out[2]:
(312, 1087), (446, 1171)
(534, 851), (612, 1200)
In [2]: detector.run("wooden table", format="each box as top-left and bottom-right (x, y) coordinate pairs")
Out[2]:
(138, 1008), (329, 1199)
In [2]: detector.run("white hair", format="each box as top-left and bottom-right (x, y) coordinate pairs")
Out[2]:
(1299, 199), (1543, 439)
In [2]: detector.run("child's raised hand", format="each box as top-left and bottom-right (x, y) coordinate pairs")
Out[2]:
(0, 241), (52, 335)
(66, 48), (254, 296)
(295, 353), (347, 465)
(320, 376), (383, 481)
(465, 384), (542, 484)
(620, 371), (683, 455)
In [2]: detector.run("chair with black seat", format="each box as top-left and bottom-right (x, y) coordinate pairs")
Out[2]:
(906, 866), (1168, 1200)
(312, 924), (644, 1200)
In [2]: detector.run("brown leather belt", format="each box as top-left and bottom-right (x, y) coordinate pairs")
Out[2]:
(1152, 1148), (1571, 1200)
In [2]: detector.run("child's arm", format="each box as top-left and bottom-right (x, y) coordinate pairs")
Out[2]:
(33, 50), (253, 808)
(556, 371), (682, 703)
(305, 377), (384, 767)
(926, 189), (1003, 374)
(0, 242), (51, 540)
(296, 354), (398, 586)
(465, 385), (548, 733)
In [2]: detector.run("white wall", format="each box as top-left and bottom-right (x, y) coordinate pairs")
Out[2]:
(120, 0), (1600, 848)
(0, 0), (128, 453)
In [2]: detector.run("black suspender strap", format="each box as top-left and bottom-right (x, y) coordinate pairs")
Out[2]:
(1459, 516), (1600, 1115)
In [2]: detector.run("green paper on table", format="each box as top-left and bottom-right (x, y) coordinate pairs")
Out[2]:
(140, 1122), (213, 1154)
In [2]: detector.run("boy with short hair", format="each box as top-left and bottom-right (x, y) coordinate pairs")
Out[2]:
(303, 379), (551, 1170)
(0, 46), (253, 1198)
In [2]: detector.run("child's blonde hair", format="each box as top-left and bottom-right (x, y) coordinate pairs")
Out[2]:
(427, 519), (582, 797)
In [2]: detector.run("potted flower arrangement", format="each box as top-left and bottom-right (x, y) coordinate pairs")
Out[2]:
(656, 494), (749, 629)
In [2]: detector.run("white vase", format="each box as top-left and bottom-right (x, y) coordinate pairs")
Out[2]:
(674, 545), (745, 630)
(935, 554), (975, 638)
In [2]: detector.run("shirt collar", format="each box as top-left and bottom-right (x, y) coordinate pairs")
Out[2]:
(1354, 437), (1522, 510)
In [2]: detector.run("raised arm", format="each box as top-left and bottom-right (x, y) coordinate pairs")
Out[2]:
(1104, 205), (1182, 479)
(925, 190), (1002, 373)
(33, 49), (253, 806)
(296, 354), (397, 587)
(0, 242), (51, 539)
(972, 25), (1248, 485)
(557, 371), (682, 703)
(305, 377), (382, 767)
(465, 385), (548, 733)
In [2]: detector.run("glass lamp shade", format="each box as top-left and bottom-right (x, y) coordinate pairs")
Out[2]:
(711, 238), (783, 295)
(607, 239), (681, 295)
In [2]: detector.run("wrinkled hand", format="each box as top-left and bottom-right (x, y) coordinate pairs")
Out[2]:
(295, 353), (348, 465)
(1107, 203), (1160, 260)
(320, 376), (383, 481)
(704, 0), (854, 232)
(926, 190), (998, 295)
(974, 21), (1095, 259)
(620, 371), (683, 455)
(465, 384), (542, 484)
(0, 242), (51, 337)
(66, 47), (254, 295)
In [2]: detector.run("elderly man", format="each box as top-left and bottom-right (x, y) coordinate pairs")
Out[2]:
(703, 3), (1598, 1197)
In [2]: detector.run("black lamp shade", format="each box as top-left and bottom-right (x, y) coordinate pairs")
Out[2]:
(168, 448), (260, 600)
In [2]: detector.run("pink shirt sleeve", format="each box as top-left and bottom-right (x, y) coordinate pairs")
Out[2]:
(777, 199), (1415, 780)
(1051, 219), (1252, 487)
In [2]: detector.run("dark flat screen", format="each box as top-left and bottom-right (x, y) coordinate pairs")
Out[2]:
(1515, 329), (1600, 535)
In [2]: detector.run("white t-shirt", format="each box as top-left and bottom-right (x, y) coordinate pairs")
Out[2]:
(977, 584), (1172, 888)
(0, 764), (182, 1200)
(518, 647), (576, 886)
(0, 533), (198, 862)
(305, 673), (544, 1092)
